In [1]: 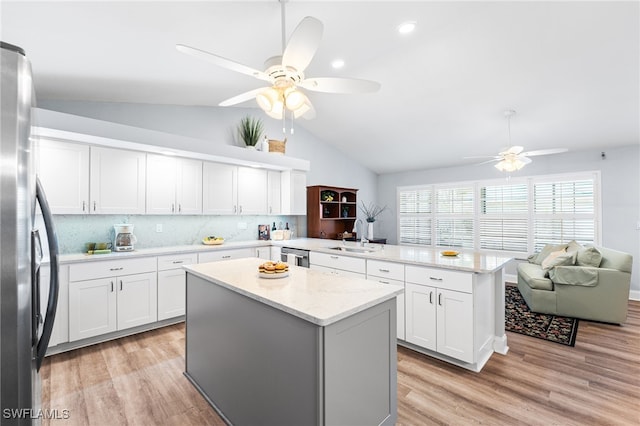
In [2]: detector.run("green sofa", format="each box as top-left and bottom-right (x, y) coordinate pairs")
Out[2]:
(517, 243), (633, 324)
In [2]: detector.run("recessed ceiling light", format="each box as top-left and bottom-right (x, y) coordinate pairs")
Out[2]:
(331, 59), (345, 69)
(397, 21), (417, 34)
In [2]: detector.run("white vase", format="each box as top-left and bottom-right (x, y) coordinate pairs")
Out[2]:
(367, 222), (374, 240)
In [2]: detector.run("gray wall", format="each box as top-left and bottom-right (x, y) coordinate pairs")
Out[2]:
(376, 145), (640, 296)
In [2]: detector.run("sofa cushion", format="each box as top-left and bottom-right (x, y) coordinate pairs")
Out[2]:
(566, 240), (583, 254)
(517, 263), (554, 290)
(541, 250), (575, 271)
(576, 246), (602, 267)
(549, 266), (599, 287)
(531, 243), (568, 265)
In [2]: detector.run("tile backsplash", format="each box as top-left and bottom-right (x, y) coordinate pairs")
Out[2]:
(52, 214), (303, 254)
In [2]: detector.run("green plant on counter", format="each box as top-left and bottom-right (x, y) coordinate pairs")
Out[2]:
(359, 201), (388, 223)
(238, 115), (264, 147)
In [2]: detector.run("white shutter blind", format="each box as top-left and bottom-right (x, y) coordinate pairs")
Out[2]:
(398, 188), (432, 245)
(435, 186), (474, 248)
(479, 183), (528, 251)
(533, 179), (596, 250)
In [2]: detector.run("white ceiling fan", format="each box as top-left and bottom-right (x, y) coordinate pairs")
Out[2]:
(466, 110), (568, 172)
(176, 0), (381, 121)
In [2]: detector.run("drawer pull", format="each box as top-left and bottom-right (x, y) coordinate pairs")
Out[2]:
(222, 255), (231, 259)
(378, 268), (390, 273)
(429, 291), (433, 304)
(438, 293), (443, 306)
(429, 276), (443, 282)
(379, 280), (390, 285)
(172, 260), (184, 264)
(109, 267), (124, 271)
(330, 256), (339, 259)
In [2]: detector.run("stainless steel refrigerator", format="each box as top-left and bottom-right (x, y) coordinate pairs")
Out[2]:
(1, 41), (60, 424)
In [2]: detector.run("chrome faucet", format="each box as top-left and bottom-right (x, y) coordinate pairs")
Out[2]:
(352, 219), (368, 246)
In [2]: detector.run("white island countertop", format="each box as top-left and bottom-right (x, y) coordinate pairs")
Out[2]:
(184, 257), (403, 326)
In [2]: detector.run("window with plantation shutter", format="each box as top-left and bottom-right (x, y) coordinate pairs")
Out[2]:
(533, 179), (596, 251)
(398, 172), (599, 254)
(480, 183), (528, 252)
(435, 186), (474, 248)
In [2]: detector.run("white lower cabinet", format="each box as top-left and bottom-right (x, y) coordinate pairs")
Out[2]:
(40, 264), (69, 348)
(157, 253), (197, 321)
(68, 257), (157, 342)
(366, 260), (405, 340)
(309, 252), (366, 278)
(405, 265), (479, 364)
(255, 247), (271, 260)
(198, 247), (257, 263)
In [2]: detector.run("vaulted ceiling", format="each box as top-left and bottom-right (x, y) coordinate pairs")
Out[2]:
(2, 1), (638, 173)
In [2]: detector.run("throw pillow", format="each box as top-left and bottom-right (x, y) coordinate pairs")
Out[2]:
(576, 246), (602, 267)
(566, 240), (583, 254)
(541, 250), (576, 276)
(533, 243), (568, 265)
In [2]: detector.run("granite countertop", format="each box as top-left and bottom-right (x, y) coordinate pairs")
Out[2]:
(184, 257), (402, 326)
(55, 237), (512, 273)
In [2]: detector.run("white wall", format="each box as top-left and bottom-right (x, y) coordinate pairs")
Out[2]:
(376, 145), (640, 296)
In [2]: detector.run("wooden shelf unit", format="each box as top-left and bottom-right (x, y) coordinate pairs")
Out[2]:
(307, 185), (358, 239)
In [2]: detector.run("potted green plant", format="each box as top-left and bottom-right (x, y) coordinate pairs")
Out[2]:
(238, 115), (264, 149)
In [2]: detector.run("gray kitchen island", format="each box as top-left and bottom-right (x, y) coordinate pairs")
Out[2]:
(183, 258), (402, 426)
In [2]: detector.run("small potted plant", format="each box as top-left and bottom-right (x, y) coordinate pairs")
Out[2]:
(359, 201), (388, 240)
(238, 115), (264, 149)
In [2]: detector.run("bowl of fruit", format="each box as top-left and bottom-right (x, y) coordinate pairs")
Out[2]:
(202, 236), (224, 245)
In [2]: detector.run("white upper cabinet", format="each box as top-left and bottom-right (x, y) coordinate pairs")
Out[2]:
(202, 162), (237, 215)
(90, 147), (146, 214)
(147, 154), (202, 215)
(36, 139), (90, 214)
(237, 166), (267, 215)
(281, 170), (307, 215)
(203, 163), (267, 215)
(267, 170), (282, 215)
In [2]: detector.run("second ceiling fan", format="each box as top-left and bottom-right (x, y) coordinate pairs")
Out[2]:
(176, 0), (381, 120)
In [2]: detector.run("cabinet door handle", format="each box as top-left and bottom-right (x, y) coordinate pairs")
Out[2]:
(429, 291), (433, 304)
(93, 201), (96, 212)
(111, 281), (114, 292)
(438, 293), (443, 306)
(330, 255), (339, 259)
(239, 205), (243, 214)
(222, 255), (231, 259)
(429, 276), (443, 282)
(82, 201), (86, 212)
(379, 268), (390, 273)
(172, 260), (184, 264)
(120, 280), (123, 291)
(171, 203), (175, 213)
(109, 267), (123, 271)
(178, 204), (182, 213)
(233, 205), (237, 214)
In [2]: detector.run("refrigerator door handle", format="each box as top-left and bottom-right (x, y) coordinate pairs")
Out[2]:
(31, 228), (43, 346)
(35, 177), (60, 372)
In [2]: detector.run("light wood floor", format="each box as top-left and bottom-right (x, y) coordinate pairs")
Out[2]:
(42, 300), (640, 425)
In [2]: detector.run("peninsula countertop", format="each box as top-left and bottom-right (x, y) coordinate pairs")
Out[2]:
(184, 257), (403, 326)
(55, 237), (513, 273)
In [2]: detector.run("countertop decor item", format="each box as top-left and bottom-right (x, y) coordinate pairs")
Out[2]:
(268, 137), (286, 154)
(202, 236), (224, 245)
(359, 201), (387, 223)
(238, 115), (264, 148)
(441, 250), (460, 257)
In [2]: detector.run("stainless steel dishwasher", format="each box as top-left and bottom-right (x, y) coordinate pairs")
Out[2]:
(280, 247), (310, 268)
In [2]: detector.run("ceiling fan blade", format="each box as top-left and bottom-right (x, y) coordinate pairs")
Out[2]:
(521, 148), (568, 157)
(520, 156), (533, 164)
(282, 16), (323, 71)
(476, 158), (501, 165)
(299, 77), (381, 94)
(218, 87), (267, 107)
(504, 146), (524, 155)
(463, 155), (501, 160)
(176, 44), (270, 82)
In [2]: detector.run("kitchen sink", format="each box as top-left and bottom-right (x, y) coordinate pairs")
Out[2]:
(328, 246), (378, 253)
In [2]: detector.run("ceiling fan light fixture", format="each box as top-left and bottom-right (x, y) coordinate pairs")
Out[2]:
(284, 88), (305, 111)
(256, 87), (279, 112)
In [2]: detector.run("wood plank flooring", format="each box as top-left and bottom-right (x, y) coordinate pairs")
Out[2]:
(41, 300), (640, 425)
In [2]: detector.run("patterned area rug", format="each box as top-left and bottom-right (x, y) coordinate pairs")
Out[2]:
(505, 285), (579, 346)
